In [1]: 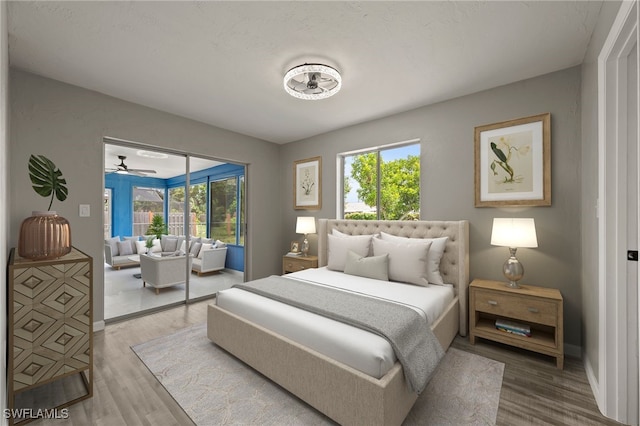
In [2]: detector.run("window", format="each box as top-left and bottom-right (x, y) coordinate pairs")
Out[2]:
(168, 183), (207, 238)
(132, 186), (164, 235)
(341, 142), (420, 220)
(210, 177), (244, 245)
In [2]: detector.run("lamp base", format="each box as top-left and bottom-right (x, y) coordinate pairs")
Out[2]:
(301, 236), (309, 257)
(503, 247), (524, 289)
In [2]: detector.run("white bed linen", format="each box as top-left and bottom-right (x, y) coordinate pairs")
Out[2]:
(215, 267), (454, 379)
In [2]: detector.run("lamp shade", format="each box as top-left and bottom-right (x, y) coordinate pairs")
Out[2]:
(296, 217), (316, 235)
(491, 218), (538, 248)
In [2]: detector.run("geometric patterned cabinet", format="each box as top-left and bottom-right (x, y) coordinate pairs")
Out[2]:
(8, 247), (93, 425)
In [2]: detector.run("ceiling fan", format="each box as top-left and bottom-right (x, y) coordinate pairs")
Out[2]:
(106, 155), (157, 176)
(291, 72), (338, 95)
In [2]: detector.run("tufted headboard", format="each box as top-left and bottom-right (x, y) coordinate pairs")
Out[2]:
(318, 219), (469, 336)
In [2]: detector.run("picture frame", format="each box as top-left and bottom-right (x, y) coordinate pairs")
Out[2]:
(474, 113), (551, 207)
(294, 156), (322, 210)
(290, 241), (300, 253)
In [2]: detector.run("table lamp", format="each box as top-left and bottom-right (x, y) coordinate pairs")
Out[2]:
(296, 216), (316, 257)
(491, 218), (538, 288)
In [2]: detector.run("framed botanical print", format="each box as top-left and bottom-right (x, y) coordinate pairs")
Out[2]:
(474, 113), (551, 207)
(294, 156), (322, 210)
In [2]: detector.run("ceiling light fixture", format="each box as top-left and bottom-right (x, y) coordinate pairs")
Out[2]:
(283, 63), (342, 100)
(137, 150), (169, 159)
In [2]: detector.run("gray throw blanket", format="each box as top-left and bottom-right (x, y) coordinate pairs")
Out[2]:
(233, 275), (445, 394)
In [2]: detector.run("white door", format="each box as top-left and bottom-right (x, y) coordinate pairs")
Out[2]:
(598, 1), (639, 424)
(627, 29), (639, 424)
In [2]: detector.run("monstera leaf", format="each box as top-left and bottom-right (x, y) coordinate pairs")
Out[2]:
(28, 154), (68, 211)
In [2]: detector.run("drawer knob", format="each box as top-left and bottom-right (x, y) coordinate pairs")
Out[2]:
(528, 307), (539, 313)
(488, 300), (498, 306)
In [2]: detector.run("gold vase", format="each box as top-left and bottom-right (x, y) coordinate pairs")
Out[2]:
(18, 211), (72, 260)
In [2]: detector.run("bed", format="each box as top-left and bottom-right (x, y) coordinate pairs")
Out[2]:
(207, 219), (469, 425)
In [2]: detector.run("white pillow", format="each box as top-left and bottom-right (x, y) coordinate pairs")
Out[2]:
(197, 243), (214, 259)
(150, 238), (162, 253)
(327, 234), (372, 272)
(179, 240), (187, 253)
(380, 232), (449, 285)
(135, 240), (147, 255)
(372, 237), (431, 286)
(343, 250), (389, 281)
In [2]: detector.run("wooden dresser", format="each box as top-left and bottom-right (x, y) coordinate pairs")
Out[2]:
(8, 247), (93, 424)
(469, 278), (564, 369)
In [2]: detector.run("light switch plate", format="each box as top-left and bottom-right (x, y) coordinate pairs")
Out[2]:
(79, 204), (90, 217)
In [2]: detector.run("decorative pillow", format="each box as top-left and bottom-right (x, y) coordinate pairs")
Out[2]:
(163, 237), (179, 253)
(343, 250), (389, 281)
(179, 240), (187, 253)
(201, 238), (214, 244)
(214, 240), (227, 248)
(190, 241), (202, 257)
(123, 236), (139, 254)
(197, 243), (214, 259)
(372, 237), (431, 286)
(117, 240), (134, 256)
(150, 238), (162, 253)
(327, 234), (372, 272)
(106, 236), (120, 256)
(380, 232), (449, 285)
(135, 240), (147, 255)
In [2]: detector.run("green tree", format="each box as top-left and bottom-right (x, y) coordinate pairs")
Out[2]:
(349, 153), (420, 220)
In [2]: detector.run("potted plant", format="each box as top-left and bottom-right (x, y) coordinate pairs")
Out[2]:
(146, 214), (167, 240)
(18, 155), (72, 260)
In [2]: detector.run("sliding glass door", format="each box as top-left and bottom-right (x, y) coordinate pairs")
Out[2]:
(104, 141), (246, 321)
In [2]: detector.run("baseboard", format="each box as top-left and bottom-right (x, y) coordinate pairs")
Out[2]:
(583, 352), (603, 414)
(564, 343), (581, 359)
(94, 320), (105, 332)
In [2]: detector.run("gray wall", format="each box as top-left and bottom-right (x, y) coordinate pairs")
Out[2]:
(9, 69), (283, 324)
(280, 67), (584, 352)
(580, 0), (622, 382)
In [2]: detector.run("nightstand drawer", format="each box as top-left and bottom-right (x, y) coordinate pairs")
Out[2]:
(282, 255), (318, 274)
(474, 289), (557, 326)
(284, 258), (308, 272)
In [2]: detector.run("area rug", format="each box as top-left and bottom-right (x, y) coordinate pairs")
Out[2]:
(132, 323), (504, 425)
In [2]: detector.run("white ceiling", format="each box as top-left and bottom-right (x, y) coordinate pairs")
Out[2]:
(104, 143), (223, 179)
(8, 1), (603, 146)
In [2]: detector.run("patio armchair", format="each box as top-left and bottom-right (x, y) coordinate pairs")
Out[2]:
(140, 253), (193, 294)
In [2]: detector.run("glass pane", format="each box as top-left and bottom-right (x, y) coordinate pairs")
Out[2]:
(168, 187), (185, 236)
(132, 187), (164, 236)
(379, 144), (420, 220)
(344, 152), (378, 220)
(239, 175), (245, 246)
(209, 178), (237, 243)
(189, 182), (208, 238)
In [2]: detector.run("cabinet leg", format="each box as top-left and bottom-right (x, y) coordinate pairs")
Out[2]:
(556, 355), (564, 370)
(469, 334), (476, 345)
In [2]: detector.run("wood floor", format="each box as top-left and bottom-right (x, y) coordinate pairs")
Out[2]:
(23, 299), (624, 426)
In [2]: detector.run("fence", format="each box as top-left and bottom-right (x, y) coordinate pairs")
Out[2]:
(133, 212), (206, 237)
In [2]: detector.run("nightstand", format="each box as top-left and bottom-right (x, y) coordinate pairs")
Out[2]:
(282, 255), (318, 274)
(469, 279), (564, 369)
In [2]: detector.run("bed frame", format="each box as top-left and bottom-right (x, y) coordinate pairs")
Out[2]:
(207, 219), (469, 426)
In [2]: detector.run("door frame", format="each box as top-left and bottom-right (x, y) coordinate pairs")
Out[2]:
(597, 1), (639, 423)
